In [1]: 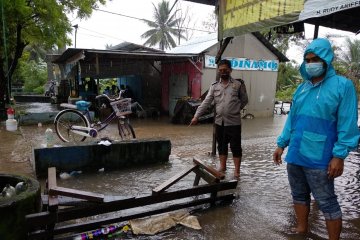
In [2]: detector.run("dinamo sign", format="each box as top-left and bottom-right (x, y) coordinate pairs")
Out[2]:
(205, 55), (279, 72)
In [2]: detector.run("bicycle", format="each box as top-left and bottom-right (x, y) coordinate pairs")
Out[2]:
(54, 93), (136, 143)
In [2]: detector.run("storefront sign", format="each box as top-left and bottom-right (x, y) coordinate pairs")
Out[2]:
(205, 55), (279, 72)
(218, 0), (359, 39)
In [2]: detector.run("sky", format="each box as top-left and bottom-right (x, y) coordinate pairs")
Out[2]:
(68, 0), (360, 64)
(287, 25), (360, 64)
(67, 0), (215, 50)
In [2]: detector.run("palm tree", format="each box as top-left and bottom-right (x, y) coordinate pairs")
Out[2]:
(141, 0), (185, 50)
(337, 38), (360, 92)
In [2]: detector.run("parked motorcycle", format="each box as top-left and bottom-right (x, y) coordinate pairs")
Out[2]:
(45, 80), (56, 97)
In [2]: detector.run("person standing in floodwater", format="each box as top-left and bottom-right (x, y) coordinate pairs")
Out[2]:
(190, 59), (248, 179)
(273, 38), (359, 240)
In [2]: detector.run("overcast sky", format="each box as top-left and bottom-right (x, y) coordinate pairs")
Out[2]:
(68, 0), (360, 64)
(68, 0), (215, 49)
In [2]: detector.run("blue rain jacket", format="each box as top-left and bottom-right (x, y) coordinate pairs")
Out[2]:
(277, 38), (359, 169)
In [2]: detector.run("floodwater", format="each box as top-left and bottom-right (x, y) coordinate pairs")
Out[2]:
(1, 106), (360, 240)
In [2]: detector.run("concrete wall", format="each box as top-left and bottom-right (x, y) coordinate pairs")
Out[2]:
(33, 138), (171, 178)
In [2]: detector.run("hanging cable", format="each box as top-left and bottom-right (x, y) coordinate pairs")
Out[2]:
(93, 8), (214, 33)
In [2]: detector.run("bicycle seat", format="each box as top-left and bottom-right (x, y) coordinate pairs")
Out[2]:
(76, 100), (91, 111)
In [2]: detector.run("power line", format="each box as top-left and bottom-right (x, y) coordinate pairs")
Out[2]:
(79, 26), (127, 41)
(93, 8), (214, 33)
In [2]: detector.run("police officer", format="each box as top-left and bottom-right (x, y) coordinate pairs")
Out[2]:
(190, 59), (248, 179)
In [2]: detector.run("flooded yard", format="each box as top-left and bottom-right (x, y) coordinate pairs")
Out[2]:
(1, 111), (359, 239)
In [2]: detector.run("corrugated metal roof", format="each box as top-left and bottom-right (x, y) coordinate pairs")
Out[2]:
(52, 48), (198, 64)
(109, 41), (164, 53)
(167, 33), (217, 54)
(168, 32), (288, 62)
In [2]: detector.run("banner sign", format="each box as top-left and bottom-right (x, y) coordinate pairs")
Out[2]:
(219, 0), (360, 39)
(205, 55), (279, 72)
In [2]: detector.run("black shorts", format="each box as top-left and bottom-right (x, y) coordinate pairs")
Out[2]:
(215, 124), (242, 157)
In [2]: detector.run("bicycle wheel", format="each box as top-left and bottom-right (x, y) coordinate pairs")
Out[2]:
(117, 118), (136, 140)
(54, 109), (89, 142)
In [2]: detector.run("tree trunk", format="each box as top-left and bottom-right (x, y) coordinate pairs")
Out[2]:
(0, 61), (6, 119)
(0, 23), (26, 119)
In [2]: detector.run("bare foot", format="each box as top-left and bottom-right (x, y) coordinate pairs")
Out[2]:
(217, 168), (226, 173)
(233, 171), (240, 180)
(290, 227), (308, 235)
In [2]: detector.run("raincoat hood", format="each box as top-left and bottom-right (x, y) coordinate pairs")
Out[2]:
(300, 38), (336, 81)
(277, 38), (359, 168)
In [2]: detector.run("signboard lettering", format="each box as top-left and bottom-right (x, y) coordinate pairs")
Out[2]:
(205, 55), (279, 72)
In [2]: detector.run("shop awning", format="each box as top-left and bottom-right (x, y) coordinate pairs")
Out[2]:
(184, 0), (360, 39)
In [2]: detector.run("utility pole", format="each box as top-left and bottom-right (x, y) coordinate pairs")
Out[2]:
(73, 24), (78, 48)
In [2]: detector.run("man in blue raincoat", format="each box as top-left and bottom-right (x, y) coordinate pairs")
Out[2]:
(273, 38), (359, 240)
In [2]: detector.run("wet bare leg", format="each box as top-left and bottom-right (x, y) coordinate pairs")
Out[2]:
(326, 218), (342, 240)
(292, 204), (310, 234)
(218, 155), (227, 172)
(233, 157), (241, 178)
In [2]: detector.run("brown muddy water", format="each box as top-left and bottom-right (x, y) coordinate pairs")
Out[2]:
(0, 105), (360, 240)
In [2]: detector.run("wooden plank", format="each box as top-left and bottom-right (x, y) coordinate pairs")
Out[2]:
(193, 174), (201, 186)
(193, 158), (225, 180)
(193, 168), (219, 184)
(56, 180), (238, 222)
(152, 165), (198, 194)
(49, 186), (104, 202)
(28, 194), (236, 239)
(47, 167), (59, 208)
(25, 211), (57, 229)
(26, 180), (238, 239)
(42, 194), (130, 207)
(52, 194), (236, 236)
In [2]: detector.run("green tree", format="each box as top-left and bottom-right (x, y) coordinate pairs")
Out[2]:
(141, 0), (184, 50)
(261, 29), (304, 54)
(13, 51), (47, 94)
(276, 61), (301, 100)
(336, 37), (360, 92)
(0, 0), (106, 113)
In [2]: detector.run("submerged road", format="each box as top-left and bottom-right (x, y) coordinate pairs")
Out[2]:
(1, 114), (360, 239)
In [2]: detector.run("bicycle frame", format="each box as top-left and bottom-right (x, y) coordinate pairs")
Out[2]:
(89, 110), (118, 132)
(55, 92), (135, 142)
(73, 105), (130, 138)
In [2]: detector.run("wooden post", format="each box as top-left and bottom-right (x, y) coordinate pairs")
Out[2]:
(193, 158), (225, 180)
(47, 167), (58, 238)
(48, 167), (58, 209)
(314, 23), (319, 39)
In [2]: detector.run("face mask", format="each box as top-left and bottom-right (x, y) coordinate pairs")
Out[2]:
(305, 62), (325, 78)
(220, 73), (230, 80)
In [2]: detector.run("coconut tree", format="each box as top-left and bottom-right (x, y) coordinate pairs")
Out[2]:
(141, 0), (185, 50)
(337, 38), (360, 93)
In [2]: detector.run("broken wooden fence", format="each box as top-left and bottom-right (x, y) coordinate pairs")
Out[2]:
(26, 158), (238, 239)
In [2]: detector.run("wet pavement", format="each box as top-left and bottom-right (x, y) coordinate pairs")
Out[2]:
(1, 110), (360, 239)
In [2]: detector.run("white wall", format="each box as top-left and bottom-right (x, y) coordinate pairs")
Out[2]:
(201, 34), (280, 117)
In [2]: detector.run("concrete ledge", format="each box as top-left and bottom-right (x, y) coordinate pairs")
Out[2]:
(14, 95), (51, 103)
(18, 111), (94, 125)
(18, 112), (59, 125)
(33, 138), (171, 178)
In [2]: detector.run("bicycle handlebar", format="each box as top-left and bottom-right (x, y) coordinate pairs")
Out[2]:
(95, 90), (125, 102)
